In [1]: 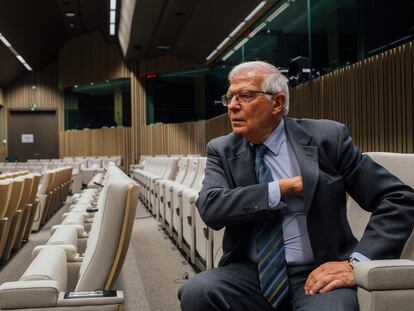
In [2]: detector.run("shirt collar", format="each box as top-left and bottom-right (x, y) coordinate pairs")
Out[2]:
(262, 118), (286, 156)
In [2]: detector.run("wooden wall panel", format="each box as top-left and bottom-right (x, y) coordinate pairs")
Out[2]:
(0, 88), (5, 161)
(140, 122), (206, 156)
(289, 41), (414, 153)
(59, 127), (132, 173)
(205, 113), (232, 144)
(129, 55), (196, 162)
(1, 62), (63, 158)
(59, 32), (129, 88)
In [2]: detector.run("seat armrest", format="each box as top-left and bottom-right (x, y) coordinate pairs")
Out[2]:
(0, 280), (60, 309)
(32, 244), (81, 262)
(354, 259), (414, 290)
(57, 290), (124, 307)
(183, 188), (199, 203)
(51, 224), (88, 238)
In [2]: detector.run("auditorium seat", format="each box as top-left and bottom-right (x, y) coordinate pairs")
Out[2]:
(181, 157), (207, 263)
(346, 152), (414, 311)
(164, 157), (199, 237)
(0, 166), (138, 310)
(157, 157), (190, 224)
(173, 157), (206, 249)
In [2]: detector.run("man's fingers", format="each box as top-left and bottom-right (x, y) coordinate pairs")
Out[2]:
(319, 279), (346, 294)
(308, 274), (335, 295)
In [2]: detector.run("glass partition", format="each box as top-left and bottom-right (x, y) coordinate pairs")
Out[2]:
(145, 0), (414, 124)
(64, 78), (131, 130)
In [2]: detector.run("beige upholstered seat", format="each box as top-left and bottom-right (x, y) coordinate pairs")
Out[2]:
(345, 152), (414, 311)
(0, 166), (138, 310)
(0, 177), (24, 259)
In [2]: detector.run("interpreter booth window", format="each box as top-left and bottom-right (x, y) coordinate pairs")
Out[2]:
(362, 0), (414, 57)
(63, 78), (131, 130)
(145, 67), (228, 125)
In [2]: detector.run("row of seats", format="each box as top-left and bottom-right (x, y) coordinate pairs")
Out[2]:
(0, 172), (41, 262)
(1, 156), (123, 193)
(31, 167), (73, 232)
(0, 165), (138, 310)
(133, 155), (216, 269)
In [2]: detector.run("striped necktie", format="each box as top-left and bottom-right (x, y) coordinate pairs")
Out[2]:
(254, 144), (289, 308)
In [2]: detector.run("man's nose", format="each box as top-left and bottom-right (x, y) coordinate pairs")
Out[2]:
(227, 96), (240, 110)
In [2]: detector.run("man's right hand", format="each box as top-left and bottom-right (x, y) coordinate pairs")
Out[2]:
(279, 176), (303, 198)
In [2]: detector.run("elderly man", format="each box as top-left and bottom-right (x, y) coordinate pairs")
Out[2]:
(178, 61), (414, 310)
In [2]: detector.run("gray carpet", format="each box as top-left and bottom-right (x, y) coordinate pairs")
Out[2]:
(0, 198), (195, 311)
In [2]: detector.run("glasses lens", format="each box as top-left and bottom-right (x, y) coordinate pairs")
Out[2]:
(221, 94), (228, 106)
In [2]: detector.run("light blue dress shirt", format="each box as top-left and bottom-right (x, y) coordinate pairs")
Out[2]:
(246, 119), (369, 265)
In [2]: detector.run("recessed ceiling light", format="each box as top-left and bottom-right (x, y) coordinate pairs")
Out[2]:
(65, 12), (76, 17)
(69, 23), (75, 28)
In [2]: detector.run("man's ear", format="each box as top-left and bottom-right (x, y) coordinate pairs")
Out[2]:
(272, 93), (285, 114)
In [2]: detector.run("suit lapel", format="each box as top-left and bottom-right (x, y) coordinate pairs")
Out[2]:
(228, 138), (257, 186)
(285, 118), (319, 211)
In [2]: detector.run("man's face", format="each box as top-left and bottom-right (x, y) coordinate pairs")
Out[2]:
(227, 72), (283, 144)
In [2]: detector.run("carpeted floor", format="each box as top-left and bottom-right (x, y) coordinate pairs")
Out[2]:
(0, 199), (195, 311)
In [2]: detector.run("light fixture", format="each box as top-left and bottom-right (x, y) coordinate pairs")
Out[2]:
(110, 24), (115, 35)
(222, 49), (235, 61)
(110, 0), (117, 10)
(234, 38), (249, 51)
(247, 22), (267, 39)
(110, 10), (116, 23)
(266, 2), (290, 23)
(109, 0), (117, 36)
(0, 32), (33, 71)
(0, 33), (12, 47)
(205, 1), (269, 61)
(245, 1), (266, 22)
(65, 12), (76, 17)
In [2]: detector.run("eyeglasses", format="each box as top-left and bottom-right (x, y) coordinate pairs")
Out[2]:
(221, 90), (276, 107)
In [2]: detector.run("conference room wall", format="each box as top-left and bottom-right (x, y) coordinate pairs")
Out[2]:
(58, 31), (129, 89)
(59, 127), (132, 173)
(0, 88), (5, 160)
(289, 41), (414, 153)
(137, 40), (414, 157)
(129, 55), (196, 162)
(1, 32), (130, 162)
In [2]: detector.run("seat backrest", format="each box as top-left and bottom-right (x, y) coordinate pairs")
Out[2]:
(0, 180), (11, 218)
(191, 157), (207, 191)
(181, 157), (199, 187)
(174, 157), (190, 184)
(347, 152), (414, 259)
(4, 177), (24, 218)
(75, 172), (139, 291)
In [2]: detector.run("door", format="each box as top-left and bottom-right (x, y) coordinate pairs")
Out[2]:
(8, 109), (59, 161)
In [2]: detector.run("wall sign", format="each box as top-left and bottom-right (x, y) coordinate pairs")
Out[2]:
(21, 134), (34, 143)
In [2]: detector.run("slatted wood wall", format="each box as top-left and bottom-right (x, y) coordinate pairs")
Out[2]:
(0, 88), (5, 161)
(59, 127), (132, 172)
(289, 41), (413, 153)
(138, 41), (413, 158)
(58, 31), (129, 88)
(129, 55), (196, 161)
(1, 32), (131, 165)
(140, 122), (206, 156)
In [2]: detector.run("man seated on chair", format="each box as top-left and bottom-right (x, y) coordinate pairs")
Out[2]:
(178, 61), (414, 311)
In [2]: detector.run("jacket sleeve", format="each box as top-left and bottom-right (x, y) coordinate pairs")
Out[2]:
(196, 141), (278, 230)
(337, 124), (414, 259)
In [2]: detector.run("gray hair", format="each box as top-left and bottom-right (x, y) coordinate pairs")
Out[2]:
(228, 61), (289, 114)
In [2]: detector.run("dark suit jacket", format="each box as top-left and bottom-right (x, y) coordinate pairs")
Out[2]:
(196, 117), (414, 266)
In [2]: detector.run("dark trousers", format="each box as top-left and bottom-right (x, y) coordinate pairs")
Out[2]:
(178, 262), (359, 311)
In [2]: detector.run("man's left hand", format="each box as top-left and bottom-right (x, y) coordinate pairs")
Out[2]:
(304, 261), (355, 296)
